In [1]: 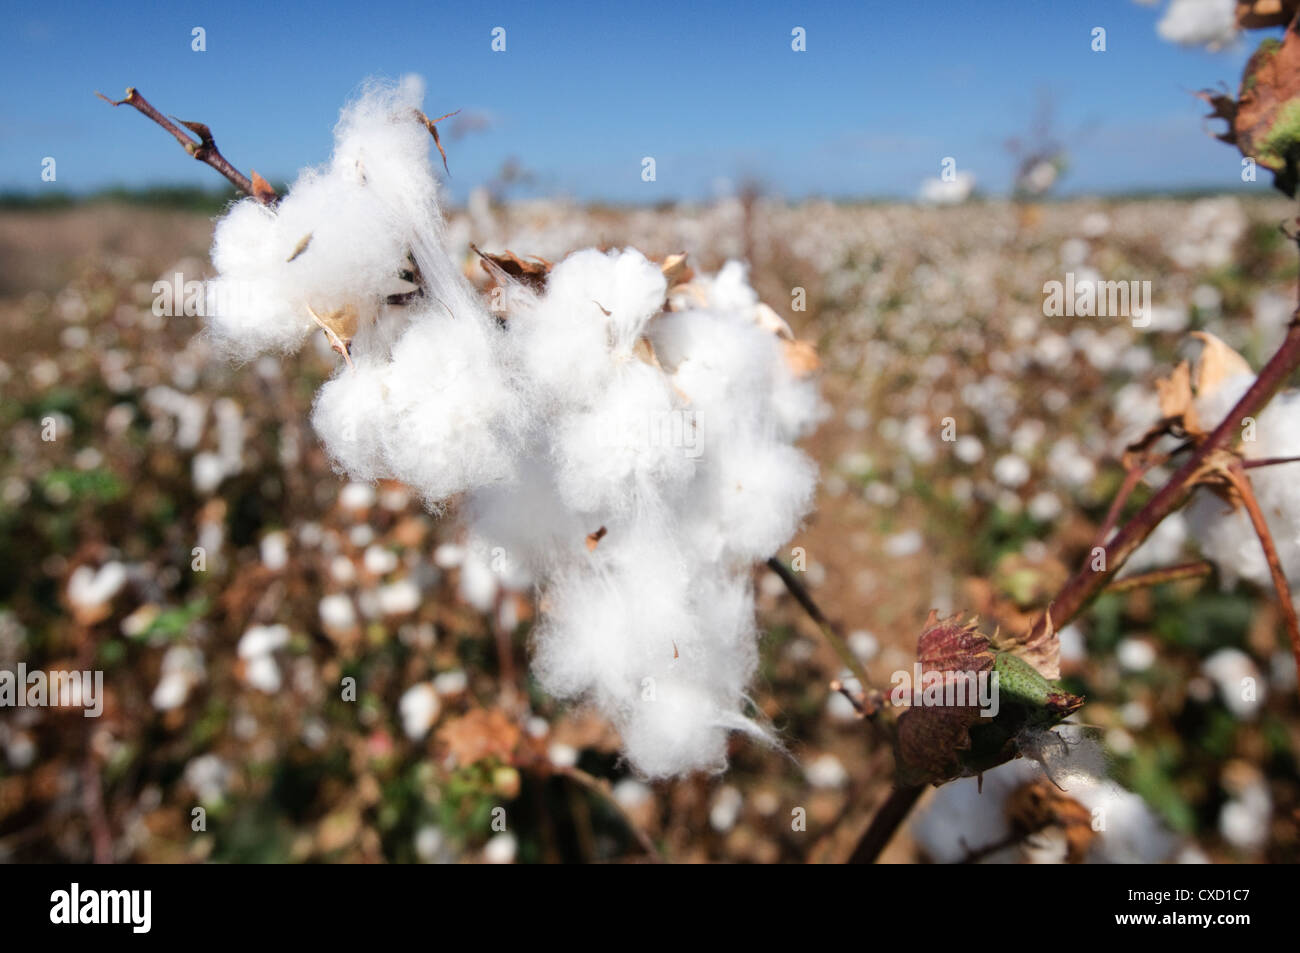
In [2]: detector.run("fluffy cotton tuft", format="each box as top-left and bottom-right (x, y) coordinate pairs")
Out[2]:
(1185, 370), (1300, 589)
(200, 77), (822, 776)
(1156, 0), (1238, 50)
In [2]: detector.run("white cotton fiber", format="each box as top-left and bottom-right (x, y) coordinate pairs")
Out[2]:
(201, 76), (822, 776)
(552, 362), (696, 518)
(509, 248), (668, 408)
(688, 438), (818, 564)
(1184, 368), (1300, 589)
(1157, 0), (1238, 50)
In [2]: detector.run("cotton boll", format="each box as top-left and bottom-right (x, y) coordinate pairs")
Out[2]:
(553, 362), (696, 518)
(513, 248), (666, 405)
(770, 360), (826, 441)
(266, 172), (408, 315)
(1193, 371), (1253, 436)
(151, 645), (205, 711)
(703, 260), (760, 314)
(1071, 777), (1180, 863)
(399, 683), (441, 739)
(551, 248), (666, 354)
(618, 680), (731, 778)
(532, 528), (771, 776)
(652, 308), (777, 429)
(689, 439), (817, 564)
(913, 759), (1040, 863)
(67, 561), (128, 614)
(311, 358), (390, 483)
(464, 461), (593, 577)
(199, 76), (824, 779)
(1187, 494), (1271, 589)
(238, 624), (290, 693)
(205, 203), (316, 359)
(1202, 648), (1266, 720)
(1157, 0), (1238, 50)
(531, 531), (696, 705)
(457, 542), (501, 614)
(372, 311), (522, 503)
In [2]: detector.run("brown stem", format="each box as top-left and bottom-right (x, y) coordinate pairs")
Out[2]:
(1223, 464), (1300, 684)
(97, 87), (274, 204)
(765, 556), (876, 700)
(846, 784), (925, 864)
(1243, 454), (1300, 470)
(81, 753), (113, 864)
(1107, 560), (1213, 594)
(1026, 318), (1300, 645)
(555, 765), (663, 862)
(1092, 459), (1155, 551)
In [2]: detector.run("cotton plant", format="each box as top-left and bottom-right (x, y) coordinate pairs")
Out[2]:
(199, 76), (823, 777)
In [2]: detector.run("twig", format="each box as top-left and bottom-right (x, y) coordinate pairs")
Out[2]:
(830, 679), (874, 717)
(97, 87), (273, 204)
(1223, 464), (1300, 682)
(1243, 454), (1300, 470)
(1092, 456), (1159, 551)
(765, 557), (877, 703)
(555, 765), (663, 862)
(1107, 560), (1213, 594)
(1025, 317), (1300, 646)
(846, 784), (925, 864)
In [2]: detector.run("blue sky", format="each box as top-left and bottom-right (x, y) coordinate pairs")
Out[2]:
(0, 0), (1275, 203)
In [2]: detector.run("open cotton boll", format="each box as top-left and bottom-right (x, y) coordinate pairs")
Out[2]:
(531, 530), (696, 704)
(689, 439), (818, 564)
(552, 248), (667, 354)
(310, 357), (390, 484)
(529, 525), (774, 776)
(373, 312), (522, 503)
(197, 76), (825, 778)
(512, 248), (667, 405)
(464, 455), (594, 576)
(703, 260), (760, 313)
(618, 681), (732, 778)
(653, 308), (779, 430)
(206, 204), (315, 359)
(552, 362), (697, 517)
(268, 172), (411, 312)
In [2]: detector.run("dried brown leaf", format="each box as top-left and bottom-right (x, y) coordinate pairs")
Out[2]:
(249, 170), (277, 204)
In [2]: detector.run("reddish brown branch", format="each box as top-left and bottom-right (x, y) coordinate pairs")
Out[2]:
(849, 317), (1300, 865)
(1092, 458), (1155, 551)
(1107, 560), (1213, 594)
(766, 556), (879, 705)
(97, 87), (274, 204)
(1243, 454), (1300, 470)
(847, 784), (925, 864)
(1224, 464), (1300, 683)
(1026, 318), (1300, 645)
